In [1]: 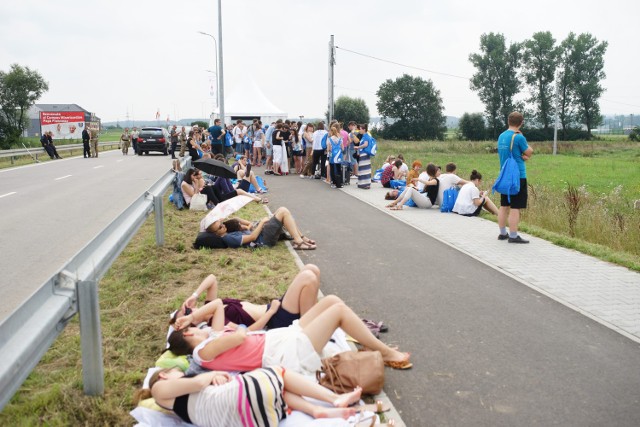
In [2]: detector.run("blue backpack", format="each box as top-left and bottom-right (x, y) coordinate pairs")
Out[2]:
(362, 134), (377, 156)
(321, 133), (328, 150)
(492, 133), (521, 202)
(440, 186), (459, 213)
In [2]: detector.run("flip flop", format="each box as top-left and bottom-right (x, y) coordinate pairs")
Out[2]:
(384, 353), (412, 370)
(362, 319), (389, 334)
(301, 236), (316, 245)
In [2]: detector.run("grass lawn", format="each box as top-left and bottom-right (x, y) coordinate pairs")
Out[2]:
(0, 199), (299, 425)
(374, 139), (640, 270)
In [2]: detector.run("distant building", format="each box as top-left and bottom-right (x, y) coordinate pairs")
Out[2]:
(25, 104), (100, 138)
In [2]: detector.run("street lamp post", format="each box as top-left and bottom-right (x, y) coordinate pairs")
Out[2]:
(197, 31), (219, 120)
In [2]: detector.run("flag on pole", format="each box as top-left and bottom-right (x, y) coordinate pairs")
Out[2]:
(155, 109), (160, 120)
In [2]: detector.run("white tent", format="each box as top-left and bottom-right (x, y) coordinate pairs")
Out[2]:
(211, 77), (287, 126)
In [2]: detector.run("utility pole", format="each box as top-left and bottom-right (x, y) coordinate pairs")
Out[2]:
(328, 35), (335, 122)
(217, 0), (225, 126)
(553, 71), (559, 155)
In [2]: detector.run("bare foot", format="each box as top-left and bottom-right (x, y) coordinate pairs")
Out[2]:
(313, 407), (357, 419)
(333, 386), (362, 408)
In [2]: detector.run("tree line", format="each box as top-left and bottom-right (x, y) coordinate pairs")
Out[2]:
(467, 31), (607, 140)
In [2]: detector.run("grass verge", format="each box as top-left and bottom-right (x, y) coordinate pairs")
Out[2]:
(0, 197), (299, 425)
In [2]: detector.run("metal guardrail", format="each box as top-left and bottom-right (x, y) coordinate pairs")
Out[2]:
(0, 141), (121, 163)
(0, 157), (191, 410)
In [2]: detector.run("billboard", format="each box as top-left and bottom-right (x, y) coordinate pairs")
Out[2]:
(40, 111), (86, 139)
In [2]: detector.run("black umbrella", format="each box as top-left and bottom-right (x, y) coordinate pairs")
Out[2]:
(193, 158), (237, 179)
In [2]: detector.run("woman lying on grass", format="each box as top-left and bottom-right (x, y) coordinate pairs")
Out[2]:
(205, 206), (317, 250)
(136, 366), (363, 426)
(168, 295), (412, 374)
(170, 264), (321, 331)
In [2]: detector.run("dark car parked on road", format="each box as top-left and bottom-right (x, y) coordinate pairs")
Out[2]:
(136, 127), (170, 155)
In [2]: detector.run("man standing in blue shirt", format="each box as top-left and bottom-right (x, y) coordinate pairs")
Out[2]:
(208, 119), (225, 156)
(497, 112), (534, 243)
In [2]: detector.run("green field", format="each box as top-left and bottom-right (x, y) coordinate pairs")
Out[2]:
(374, 139), (640, 269)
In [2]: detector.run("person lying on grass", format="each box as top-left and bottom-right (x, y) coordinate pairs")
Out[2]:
(167, 295), (412, 375)
(205, 206), (317, 250)
(170, 264), (321, 332)
(135, 366), (363, 426)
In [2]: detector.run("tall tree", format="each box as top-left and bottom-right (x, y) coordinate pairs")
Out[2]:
(521, 31), (559, 130)
(567, 33), (607, 136)
(333, 96), (370, 128)
(556, 35), (576, 138)
(469, 33), (521, 138)
(0, 64), (48, 149)
(376, 74), (446, 140)
(458, 112), (486, 141)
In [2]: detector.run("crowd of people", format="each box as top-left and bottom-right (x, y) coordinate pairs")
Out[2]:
(134, 266), (409, 426)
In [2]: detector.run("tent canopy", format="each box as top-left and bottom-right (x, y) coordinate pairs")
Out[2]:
(213, 77), (287, 125)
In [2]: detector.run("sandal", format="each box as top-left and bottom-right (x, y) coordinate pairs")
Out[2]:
(362, 319), (389, 335)
(384, 353), (412, 370)
(255, 197), (269, 204)
(292, 241), (316, 250)
(301, 235), (316, 245)
(389, 205), (403, 210)
(385, 203), (396, 208)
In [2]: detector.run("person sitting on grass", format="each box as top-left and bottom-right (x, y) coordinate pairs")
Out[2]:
(170, 264), (321, 332)
(452, 170), (499, 217)
(385, 163), (440, 210)
(136, 366), (363, 426)
(204, 206), (317, 250)
(168, 294), (412, 375)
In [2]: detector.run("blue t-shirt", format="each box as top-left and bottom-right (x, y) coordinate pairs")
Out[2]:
(221, 231), (264, 248)
(497, 130), (529, 179)
(208, 125), (223, 144)
(265, 126), (275, 144)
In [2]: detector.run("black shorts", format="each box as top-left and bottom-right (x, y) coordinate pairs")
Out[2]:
(266, 297), (300, 329)
(260, 216), (284, 247)
(500, 178), (528, 209)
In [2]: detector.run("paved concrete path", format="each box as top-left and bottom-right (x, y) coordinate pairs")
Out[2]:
(341, 183), (640, 343)
(261, 171), (640, 427)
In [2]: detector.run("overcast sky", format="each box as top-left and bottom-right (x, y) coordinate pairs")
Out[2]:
(1, 0), (638, 123)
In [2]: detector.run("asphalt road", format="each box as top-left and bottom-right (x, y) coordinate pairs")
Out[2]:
(264, 172), (640, 427)
(0, 151), (174, 321)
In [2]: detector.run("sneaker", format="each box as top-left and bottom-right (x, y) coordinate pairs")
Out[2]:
(508, 235), (529, 244)
(498, 233), (509, 241)
(331, 184), (336, 188)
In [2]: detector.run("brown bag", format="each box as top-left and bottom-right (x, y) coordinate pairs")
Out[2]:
(316, 350), (384, 395)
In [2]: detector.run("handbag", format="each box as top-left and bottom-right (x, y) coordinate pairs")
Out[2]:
(189, 193), (208, 211)
(316, 351), (384, 395)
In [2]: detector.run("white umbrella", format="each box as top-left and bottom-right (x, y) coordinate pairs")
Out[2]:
(199, 195), (255, 232)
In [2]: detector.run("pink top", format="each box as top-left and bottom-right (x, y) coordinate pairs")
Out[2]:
(193, 330), (265, 372)
(181, 182), (196, 204)
(340, 129), (350, 149)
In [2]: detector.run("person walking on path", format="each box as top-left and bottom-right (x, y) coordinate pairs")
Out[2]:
(179, 126), (188, 157)
(120, 127), (131, 155)
(170, 125), (179, 159)
(90, 128), (99, 158)
(81, 126), (91, 158)
(497, 112), (533, 243)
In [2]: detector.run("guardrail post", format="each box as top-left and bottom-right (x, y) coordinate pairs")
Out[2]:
(77, 279), (104, 395)
(154, 194), (164, 246)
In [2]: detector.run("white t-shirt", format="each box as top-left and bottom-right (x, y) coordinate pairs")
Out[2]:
(400, 163), (409, 174)
(453, 182), (481, 215)
(437, 173), (463, 206)
(312, 130), (328, 150)
(416, 171), (430, 192)
(233, 126), (245, 143)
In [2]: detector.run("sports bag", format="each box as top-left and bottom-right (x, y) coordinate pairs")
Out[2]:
(440, 186), (459, 212)
(316, 350), (384, 395)
(492, 133), (521, 202)
(362, 134), (377, 156)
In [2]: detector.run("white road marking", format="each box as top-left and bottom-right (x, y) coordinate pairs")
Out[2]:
(93, 165), (104, 169)
(55, 175), (72, 180)
(0, 191), (17, 199)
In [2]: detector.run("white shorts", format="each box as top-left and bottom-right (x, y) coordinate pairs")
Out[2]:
(253, 140), (263, 148)
(263, 320), (321, 376)
(272, 145), (283, 162)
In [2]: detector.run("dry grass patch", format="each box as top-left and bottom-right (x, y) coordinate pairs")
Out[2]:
(0, 196), (299, 425)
